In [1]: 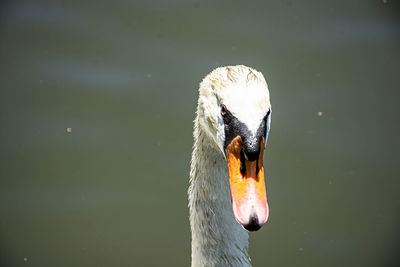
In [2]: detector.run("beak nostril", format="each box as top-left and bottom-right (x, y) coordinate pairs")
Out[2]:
(256, 158), (260, 175)
(240, 150), (246, 176)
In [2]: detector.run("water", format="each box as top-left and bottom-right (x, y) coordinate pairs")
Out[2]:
(1, 0), (399, 266)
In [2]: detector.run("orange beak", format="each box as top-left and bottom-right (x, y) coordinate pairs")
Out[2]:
(225, 136), (269, 231)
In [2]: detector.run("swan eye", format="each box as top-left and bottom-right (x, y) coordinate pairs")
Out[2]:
(263, 110), (271, 124)
(259, 110), (271, 138)
(221, 104), (228, 116)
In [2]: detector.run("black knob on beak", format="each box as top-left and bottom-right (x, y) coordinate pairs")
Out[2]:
(243, 138), (261, 162)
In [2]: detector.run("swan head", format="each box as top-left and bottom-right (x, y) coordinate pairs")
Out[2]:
(197, 65), (271, 231)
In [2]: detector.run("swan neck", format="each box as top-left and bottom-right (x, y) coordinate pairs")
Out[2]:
(189, 121), (250, 267)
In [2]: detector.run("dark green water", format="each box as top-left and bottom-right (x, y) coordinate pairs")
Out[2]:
(1, 0), (399, 266)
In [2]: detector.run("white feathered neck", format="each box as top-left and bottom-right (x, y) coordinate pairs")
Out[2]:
(189, 117), (251, 267)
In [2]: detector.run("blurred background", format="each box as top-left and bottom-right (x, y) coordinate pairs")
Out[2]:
(0, 0), (399, 266)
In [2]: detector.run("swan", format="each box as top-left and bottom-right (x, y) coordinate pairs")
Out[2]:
(189, 65), (272, 266)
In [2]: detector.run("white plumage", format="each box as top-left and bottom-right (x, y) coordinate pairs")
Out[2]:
(189, 65), (271, 266)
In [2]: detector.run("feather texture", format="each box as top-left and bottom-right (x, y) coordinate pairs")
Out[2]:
(189, 65), (271, 267)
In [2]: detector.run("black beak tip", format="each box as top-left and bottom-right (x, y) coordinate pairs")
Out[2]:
(243, 213), (262, 232)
